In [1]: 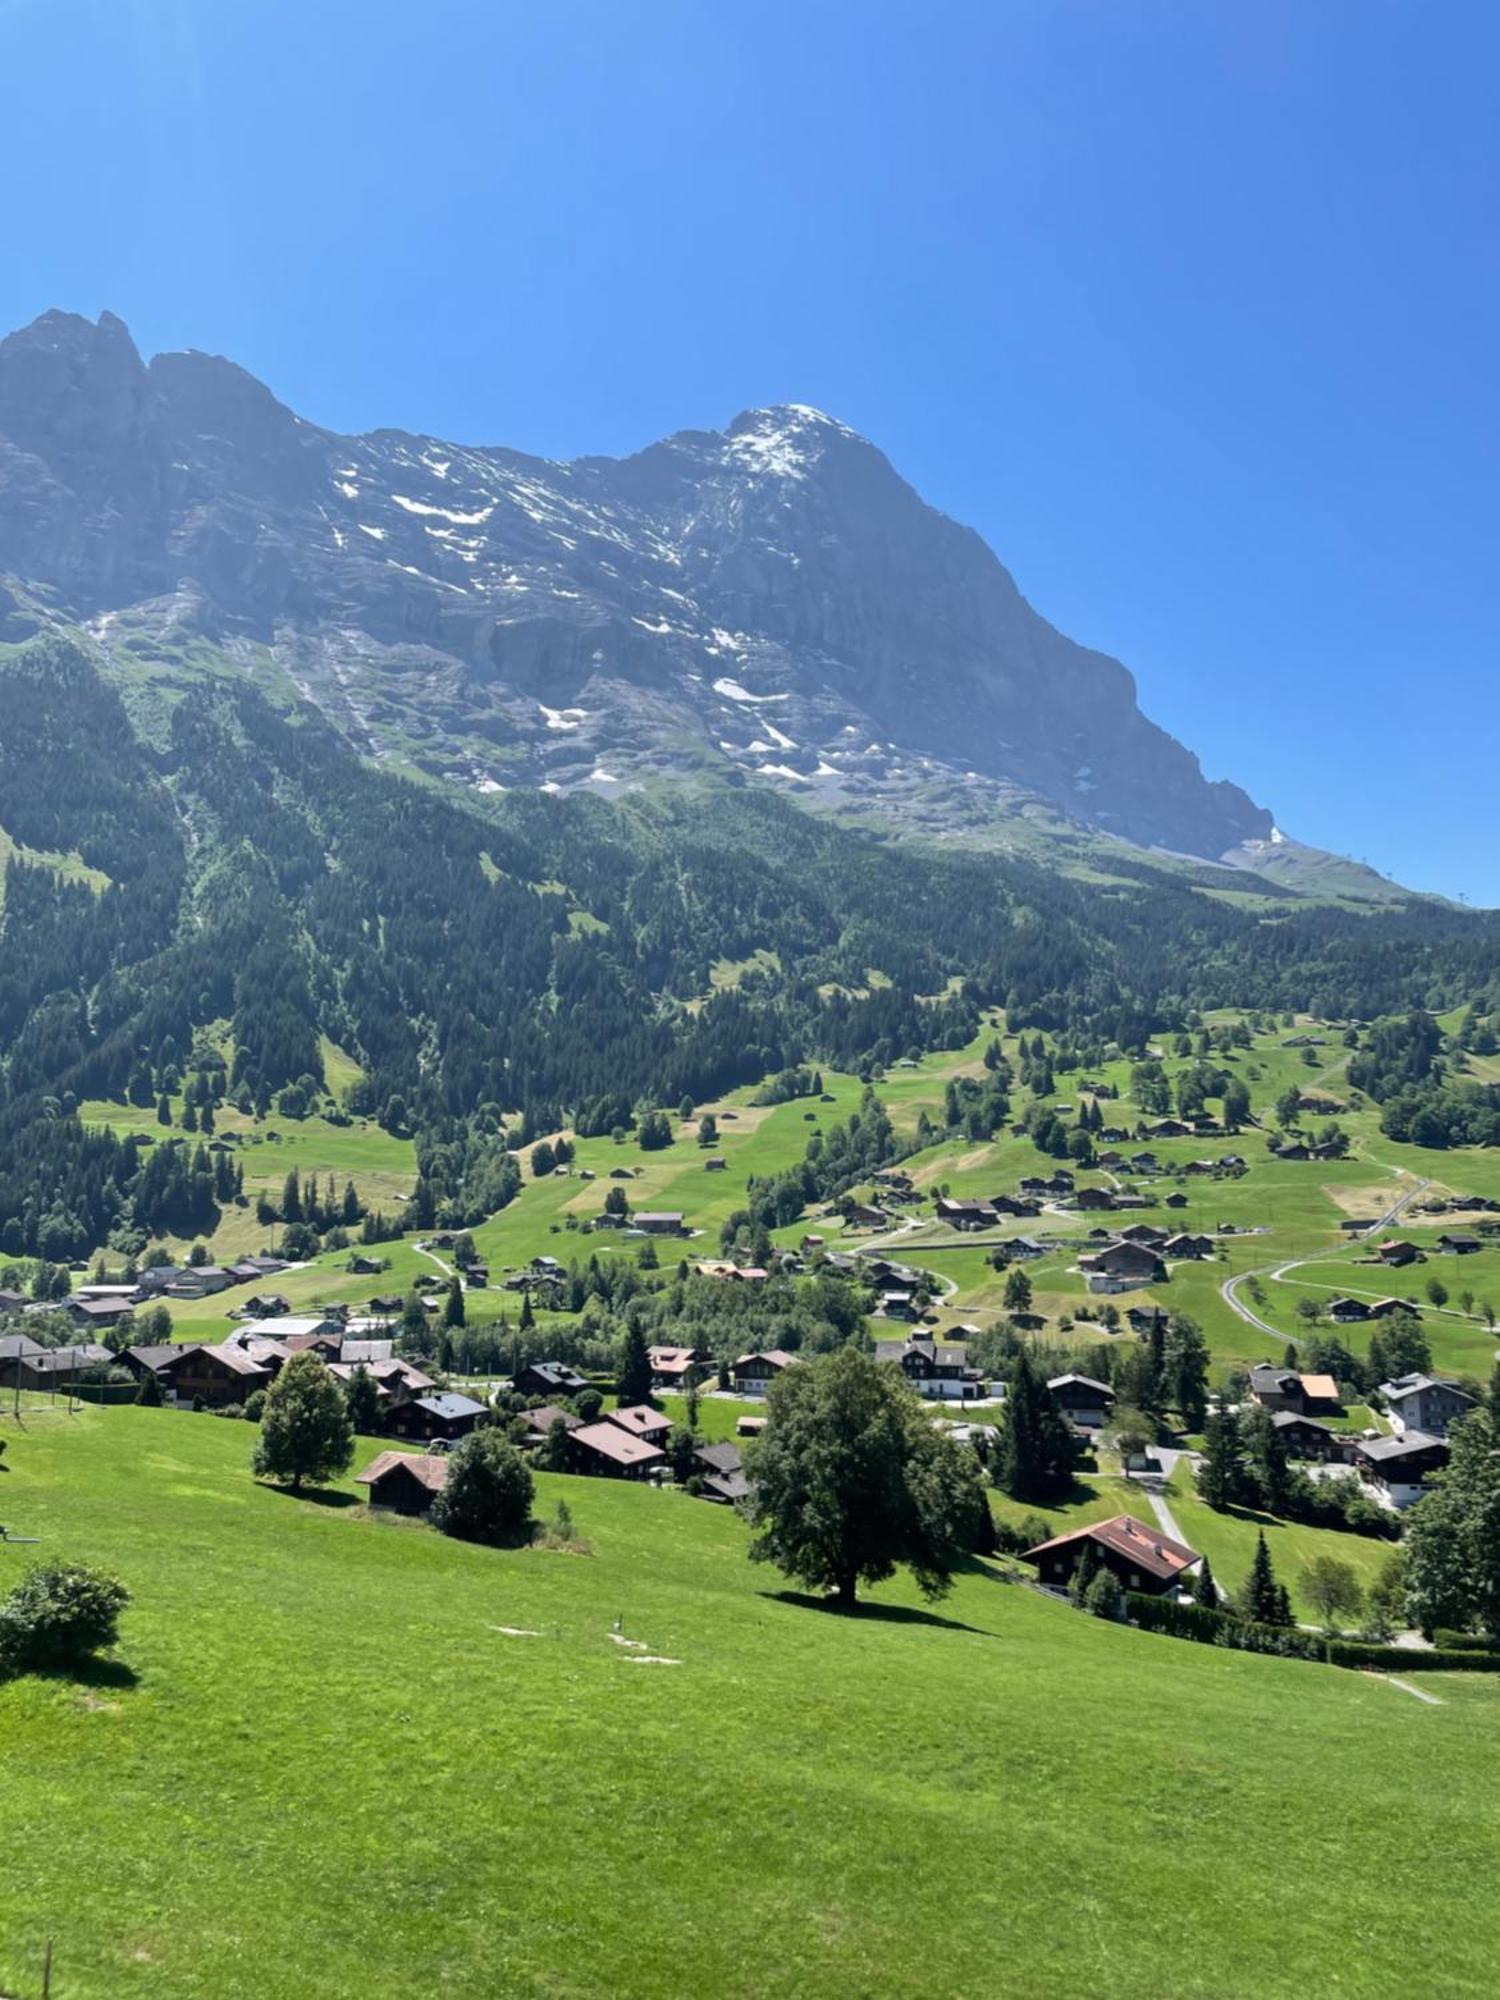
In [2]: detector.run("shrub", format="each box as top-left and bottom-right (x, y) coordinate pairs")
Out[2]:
(1325, 1638), (1500, 1673)
(431, 1432), (535, 1546)
(212, 1402), (246, 1421)
(1433, 1627), (1491, 1651)
(1084, 1569), (1125, 1620)
(243, 1390), (267, 1423)
(0, 1562), (130, 1675)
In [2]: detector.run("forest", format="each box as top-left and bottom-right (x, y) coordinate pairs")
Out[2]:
(4, 633), (1500, 1258)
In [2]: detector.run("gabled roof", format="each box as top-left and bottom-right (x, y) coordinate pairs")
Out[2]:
(412, 1392), (486, 1421)
(1297, 1372), (1340, 1403)
(1379, 1373), (1472, 1405)
(733, 1349), (795, 1371)
(165, 1342), (269, 1378)
(694, 1440), (743, 1474)
(609, 1403), (671, 1439)
(0, 1332), (45, 1359)
(1047, 1373), (1115, 1399)
(571, 1421), (665, 1469)
(1022, 1513), (1198, 1584)
(523, 1404), (583, 1435)
(355, 1450), (449, 1494)
(1357, 1431), (1450, 1466)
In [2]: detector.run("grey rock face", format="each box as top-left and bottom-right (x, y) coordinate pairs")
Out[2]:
(0, 312), (1271, 857)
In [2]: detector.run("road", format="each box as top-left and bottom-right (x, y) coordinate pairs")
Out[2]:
(1219, 1173), (1431, 1345)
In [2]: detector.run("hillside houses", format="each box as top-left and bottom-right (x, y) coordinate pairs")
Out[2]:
(1248, 1366), (1342, 1416)
(1378, 1374), (1475, 1438)
(1078, 1239), (1167, 1292)
(872, 1335), (985, 1401)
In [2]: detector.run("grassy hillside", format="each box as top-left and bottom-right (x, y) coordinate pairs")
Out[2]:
(1, 1404), (1497, 1999)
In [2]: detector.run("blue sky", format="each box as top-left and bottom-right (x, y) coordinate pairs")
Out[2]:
(4, 1), (1497, 900)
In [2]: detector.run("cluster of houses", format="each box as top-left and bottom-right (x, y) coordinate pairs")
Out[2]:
(0, 1255), (294, 1343)
(1076, 1222), (1215, 1294)
(1247, 1361), (1474, 1509)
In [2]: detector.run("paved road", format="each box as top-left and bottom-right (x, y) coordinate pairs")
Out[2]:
(1219, 1172), (1432, 1344)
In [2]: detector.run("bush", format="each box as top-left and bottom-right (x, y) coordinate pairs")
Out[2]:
(1084, 1568), (1125, 1620)
(0, 1562), (130, 1675)
(1433, 1627), (1492, 1651)
(430, 1432), (535, 1546)
(1325, 1639), (1500, 1673)
(1126, 1592), (1326, 1662)
(243, 1390), (267, 1423)
(212, 1402), (246, 1421)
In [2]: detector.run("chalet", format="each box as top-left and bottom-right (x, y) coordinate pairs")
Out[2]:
(567, 1421), (664, 1480)
(355, 1450), (449, 1515)
(1270, 1412), (1344, 1461)
(693, 1440), (751, 1503)
(1329, 1296), (1370, 1323)
(634, 1212), (686, 1236)
(1163, 1192), (1189, 1210)
(1279, 1144), (1312, 1162)
(74, 1282), (142, 1306)
(1247, 1365), (1304, 1413)
(1128, 1153), (1160, 1174)
(1437, 1233), (1482, 1255)
(1339, 1217), (1377, 1234)
(799, 1234), (826, 1253)
(1079, 1241), (1167, 1289)
(1162, 1233), (1214, 1261)
(1127, 1306), (1171, 1337)
(988, 1195), (1041, 1218)
(1145, 1118), (1193, 1139)
(514, 1361), (589, 1400)
(1022, 1514), (1199, 1598)
(163, 1266), (236, 1300)
(1006, 1237), (1049, 1261)
(1369, 1297), (1420, 1320)
(0, 1340), (113, 1391)
(238, 1315), (343, 1345)
(1117, 1224), (1169, 1247)
(367, 1295), (407, 1319)
(731, 1350), (796, 1396)
(843, 1202), (890, 1230)
(648, 1344), (713, 1390)
(1097, 1151), (1126, 1169)
(341, 1338), (395, 1365)
(1074, 1187), (1117, 1213)
(161, 1342), (271, 1408)
(878, 1289), (919, 1321)
(0, 1332), (45, 1367)
(385, 1392), (486, 1444)
(1297, 1372), (1342, 1414)
(345, 1254), (384, 1276)
(936, 1197), (997, 1230)
(609, 1403), (673, 1449)
(1378, 1374), (1475, 1438)
(1353, 1432), (1450, 1508)
(872, 1336), (984, 1401)
(236, 1293), (291, 1319)
(1047, 1374), (1116, 1432)
(1376, 1240), (1421, 1268)
(520, 1405), (584, 1446)
(59, 1295), (136, 1331)
(118, 1342), (179, 1384)
(0, 1288), (29, 1315)
(735, 1414), (767, 1438)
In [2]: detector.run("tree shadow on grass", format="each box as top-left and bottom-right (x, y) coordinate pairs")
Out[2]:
(25, 1653), (139, 1692)
(759, 1589), (988, 1636)
(256, 1482), (361, 1509)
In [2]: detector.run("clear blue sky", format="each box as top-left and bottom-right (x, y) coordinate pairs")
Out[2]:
(4, 1), (1497, 900)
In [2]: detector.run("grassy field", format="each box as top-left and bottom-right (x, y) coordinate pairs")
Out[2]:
(2, 1404), (1499, 1999)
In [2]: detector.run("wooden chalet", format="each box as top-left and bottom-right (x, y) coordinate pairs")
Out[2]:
(1022, 1514), (1199, 1598)
(355, 1451), (449, 1515)
(567, 1421), (664, 1480)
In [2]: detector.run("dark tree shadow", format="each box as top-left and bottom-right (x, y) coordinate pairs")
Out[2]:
(256, 1482), (360, 1509)
(759, 1589), (987, 1635)
(28, 1653), (139, 1691)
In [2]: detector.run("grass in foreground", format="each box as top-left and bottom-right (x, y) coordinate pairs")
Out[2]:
(1, 1406), (1498, 1998)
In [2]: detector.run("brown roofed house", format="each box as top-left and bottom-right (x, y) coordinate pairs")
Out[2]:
(1022, 1513), (1199, 1597)
(355, 1450), (449, 1515)
(567, 1421), (665, 1479)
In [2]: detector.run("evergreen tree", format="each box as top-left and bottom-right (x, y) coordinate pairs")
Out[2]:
(1002, 1267), (1033, 1315)
(443, 1276), (466, 1328)
(1068, 1538), (1101, 1607)
(1237, 1531), (1291, 1626)
(1192, 1554), (1218, 1609)
(343, 1364), (381, 1435)
(994, 1349), (1076, 1502)
(1196, 1409), (1242, 1511)
(618, 1321), (653, 1406)
(134, 1365), (164, 1407)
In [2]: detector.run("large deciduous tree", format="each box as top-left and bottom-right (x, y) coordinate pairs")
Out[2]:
(431, 1432), (535, 1546)
(746, 1346), (986, 1607)
(251, 1350), (355, 1493)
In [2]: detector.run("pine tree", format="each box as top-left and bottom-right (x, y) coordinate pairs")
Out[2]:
(134, 1365), (164, 1408)
(343, 1364), (381, 1435)
(443, 1276), (466, 1328)
(618, 1321), (653, 1406)
(1192, 1554), (1218, 1609)
(1069, 1538), (1101, 1607)
(1197, 1409), (1241, 1511)
(1237, 1531), (1291, 1626)
(519, 1289), (535, 1331)
(994, 1349), (1076, 1502)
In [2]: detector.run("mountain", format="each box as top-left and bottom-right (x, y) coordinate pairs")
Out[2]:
(0, 308), (1322, 875)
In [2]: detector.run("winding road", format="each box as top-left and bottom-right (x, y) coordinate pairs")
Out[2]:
(1219, 1172), (1431, 1345)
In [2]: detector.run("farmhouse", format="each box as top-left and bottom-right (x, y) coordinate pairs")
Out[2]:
(1437, 1232), (1482, 1254)
(609, 1403), (673, 1448)
(514, 1361), (589, 1400)
(648, 1343), (713, 1389)
(0, 1340), (113, 1391)
(161, 1342), (271, 1408)
(1328, 1296), (1370, 1323)
(1368, 1297), (1420, 1320)
(1378, 1373), (1475, 1438)
(1353, 1432), (1450, 1508)
(1078, 1241), (1166, 1289)
(1074, 1187), (1117, 1213)
(59, 1295), (136, 1331)
(936, 1196), (997, 1230)
(1117, 1224), (1169, 1247)
(693, 1440), (751, 1503)
(1047, 1374), (1116, 1432)
(355, 1451), (449, 1515)
(520, 1405), (584, 1446)
(872, 1336), (985, 1400)
(1162, 1232), (1214, 1260)
(635, 1212), (687, 1236)
(1022, 1514), (1199, 1598)
(567, 1421), (664, 1480)
(731, 1350), (796, 1396)
(385, 1392), (486, 1443)
(1376, 1240), (1421, 1268)
(1270, 1412), (1344, 1461)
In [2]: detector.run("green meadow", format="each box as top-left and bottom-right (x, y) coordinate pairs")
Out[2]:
(2, 1403), (1498, 2000)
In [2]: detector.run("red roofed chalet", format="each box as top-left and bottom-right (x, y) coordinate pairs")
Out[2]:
(1022, 1513), (1200, 1598)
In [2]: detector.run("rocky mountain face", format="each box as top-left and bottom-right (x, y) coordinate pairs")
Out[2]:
(0, 308), (1274, 860)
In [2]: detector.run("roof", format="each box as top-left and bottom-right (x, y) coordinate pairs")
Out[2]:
(340, 1338), (394, 1364)
(733, 1349), (795, 1371)
(694, 1441), (743, 1474)
(1379, 1374), (1472, 1404)
(609, 1403), (671, 1438)
(1023, 1513), (1199, 1584)
(523, 1361), (588, 1387)
(523, 1404), (583, 1435)
(412, 1393), (486, 1421)
(1270, 1410), (1334, 1435)
(237, 1317), (336, 1341)
(701, 1469), (752, 1503)
(0, 1333), (45, 1359)
(1249, 1364), (1298, 1393)
(355, 1451), (449, 1494)
(1297, 1373), (1340, 1402)
(1358, 1431), (1450, 1466)
(571, 1421), (665, 1468)
(1048, 1374), (1115, 1398)
(166, 1342), (269, 1378)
